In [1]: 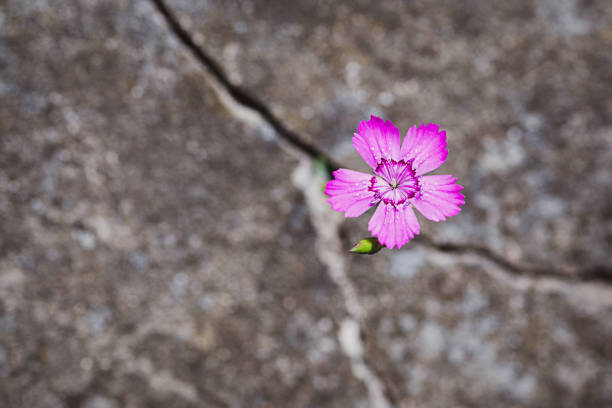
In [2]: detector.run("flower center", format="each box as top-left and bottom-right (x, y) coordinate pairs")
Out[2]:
(368, 159), (420, 207)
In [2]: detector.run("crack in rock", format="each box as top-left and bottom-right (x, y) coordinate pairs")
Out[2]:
(292, 160), (393, 408)
(141, 1), (612, 404)
(149, 0), (340, 175)
(149, 0), (612, 288)
(148, 2), (395, 402)
(339, 319), (393, 408)
(437, 252), (612, 314)
(291, 160), (363, 321)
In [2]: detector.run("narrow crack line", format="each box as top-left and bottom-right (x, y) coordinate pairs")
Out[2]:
(147, 1), (612, 402)
(150, 0), (340, 176)
(149, 4), (398, 402)
(293, 160), (395, 408)
(416, 235), (522, 274)
(415, 235), (612, 285)
(149, 0), (612, 288)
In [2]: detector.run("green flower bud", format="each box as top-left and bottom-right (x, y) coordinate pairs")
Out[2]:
(349, 237), (383, 255)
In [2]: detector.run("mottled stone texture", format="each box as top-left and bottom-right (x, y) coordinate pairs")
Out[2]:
(1, 0), (611, 407)
(170, 0), (612, 274)
(0, 1), (364, 407)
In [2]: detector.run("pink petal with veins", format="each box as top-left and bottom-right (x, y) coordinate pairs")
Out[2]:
(411, 175), (464, 221)
(325, 168), (378, 217)
(400, 123), (448, 176)
(352, 116), (401, 169)
(368, 203), (420, 249)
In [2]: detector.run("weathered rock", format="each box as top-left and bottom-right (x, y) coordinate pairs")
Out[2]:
(1, 0), (612, 407)
(0, 1), (365, 406)
(168, 0), (612, 275)
(349, 248), (612, 407)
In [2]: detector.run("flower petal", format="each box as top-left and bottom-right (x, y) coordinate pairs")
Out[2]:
(400, 123), (448, 176)
(352, 116), (401, 169)
(325, 169), (378, 217)
(368, 203), (420, 249)
(411, 175), (464, 221)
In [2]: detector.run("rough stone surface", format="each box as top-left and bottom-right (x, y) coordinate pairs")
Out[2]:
(0, 1), (365, 407)
(170, 0), (612, 274)
(1, 0), (612, 407)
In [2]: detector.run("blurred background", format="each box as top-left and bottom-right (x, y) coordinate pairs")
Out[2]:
(1, 0), (611, 407)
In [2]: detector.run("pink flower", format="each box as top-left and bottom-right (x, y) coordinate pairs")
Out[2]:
(325, 116), (464, 249)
